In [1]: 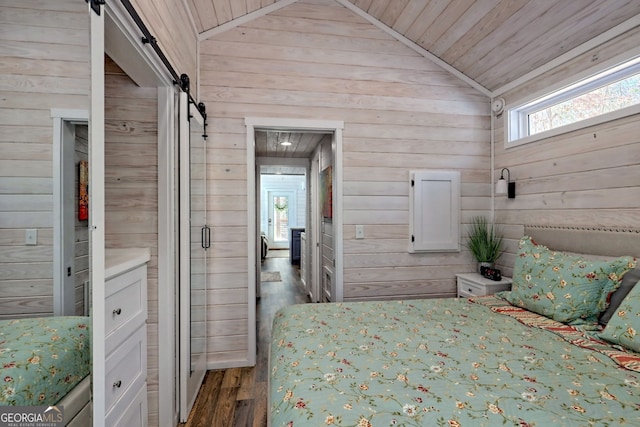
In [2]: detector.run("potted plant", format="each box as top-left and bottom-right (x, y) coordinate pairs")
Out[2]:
(466, 216), (503, 272)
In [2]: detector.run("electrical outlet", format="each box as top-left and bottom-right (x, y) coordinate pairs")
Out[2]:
(355, 225), (364, 239)
(25, 229), (37, 246)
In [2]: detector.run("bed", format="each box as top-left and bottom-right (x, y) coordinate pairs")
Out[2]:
(0, 316), (91, 426)
(269, 226), (640, 426)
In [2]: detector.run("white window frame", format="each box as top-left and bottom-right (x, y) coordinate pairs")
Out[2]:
(506, 55), (640, 148)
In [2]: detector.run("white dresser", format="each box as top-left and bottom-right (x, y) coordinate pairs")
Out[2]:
(104, 249), (150, 427)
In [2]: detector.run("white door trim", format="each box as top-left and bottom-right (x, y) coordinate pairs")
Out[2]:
(245, 123), (258, 368)
(157, 86), (178, 427)
(332, 128), (344, 302)
(245, 117), (345, 361)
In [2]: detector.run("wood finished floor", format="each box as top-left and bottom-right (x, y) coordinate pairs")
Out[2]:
(179, 254), (310, 427)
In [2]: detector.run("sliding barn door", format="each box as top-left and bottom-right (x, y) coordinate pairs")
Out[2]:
(178, 92), (208, 421)
(89, 2), (106, 426)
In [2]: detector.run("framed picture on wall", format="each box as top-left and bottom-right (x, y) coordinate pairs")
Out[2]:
(320, 165), (332, 219)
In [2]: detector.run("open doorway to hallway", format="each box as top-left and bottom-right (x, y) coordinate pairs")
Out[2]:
(246, 117), (344, 373)
(253, 126), (334, 305)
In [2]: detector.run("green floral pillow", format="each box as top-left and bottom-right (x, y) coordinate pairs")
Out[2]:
(600, 280), (640, 352)
(496, 236), (636, 325)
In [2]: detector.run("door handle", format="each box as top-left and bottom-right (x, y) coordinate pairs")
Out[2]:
(201, 225), (211, 249)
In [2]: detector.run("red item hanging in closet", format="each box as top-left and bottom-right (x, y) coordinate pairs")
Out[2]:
(78, 160), (89, 221)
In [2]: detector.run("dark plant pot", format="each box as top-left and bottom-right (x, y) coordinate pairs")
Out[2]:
(478, 262), (494, 274)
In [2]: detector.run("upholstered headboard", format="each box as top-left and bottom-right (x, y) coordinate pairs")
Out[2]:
(524, 225), (640, 258)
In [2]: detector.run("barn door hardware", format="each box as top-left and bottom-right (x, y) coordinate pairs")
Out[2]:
(179, 74), (191, 95)
(197, 102), (208, 140)
(117, 0), (210, 138)
(141, 35), (157, 45)
(87, 0), (105, 15)
(180, 74), (209, 140)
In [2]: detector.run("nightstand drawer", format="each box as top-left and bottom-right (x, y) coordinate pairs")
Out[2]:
(457, 280), (484, 297)
(455, 273), (512, 298)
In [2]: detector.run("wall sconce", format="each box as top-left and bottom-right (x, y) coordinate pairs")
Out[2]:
(496, 168), (515, 199)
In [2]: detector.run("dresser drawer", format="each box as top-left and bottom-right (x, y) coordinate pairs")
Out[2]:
(106, 381), (148, 427)
(106, 265), (147, 352)
(105, 325), (147, 413)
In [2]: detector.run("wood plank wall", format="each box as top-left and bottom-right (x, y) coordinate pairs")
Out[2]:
(104, 56), (161, 426)
(0, 1), (89, 318)
(199, 0), (489, 366)
(493, 26), (640, 277)
(130, 0), (199, 99)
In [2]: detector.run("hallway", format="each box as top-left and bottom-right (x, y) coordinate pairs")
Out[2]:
(180, 253), (310, 427)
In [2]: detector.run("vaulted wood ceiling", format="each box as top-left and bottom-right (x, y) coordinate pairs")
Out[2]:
(187, 0), (639, 93)
(188, 0), (638, 163)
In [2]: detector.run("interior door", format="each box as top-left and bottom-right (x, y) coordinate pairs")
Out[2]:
(267, 191), (295, 249)
(89, 2), (106, 425)
(310, 154), (321, 302)
(179, 92), (208, 421)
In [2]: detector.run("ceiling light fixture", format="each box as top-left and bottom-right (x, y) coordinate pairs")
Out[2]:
(280, 141), (292, 146)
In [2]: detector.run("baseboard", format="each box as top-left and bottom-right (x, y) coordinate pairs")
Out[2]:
(207, 357), (254, 371)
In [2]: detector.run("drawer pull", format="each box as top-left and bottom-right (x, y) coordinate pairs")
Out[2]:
(468, 288), (473, 292)
(112, 308), (122, 316)
(113, 380), (122, 389)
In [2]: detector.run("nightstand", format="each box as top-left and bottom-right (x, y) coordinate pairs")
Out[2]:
(456, 273), (512, 298)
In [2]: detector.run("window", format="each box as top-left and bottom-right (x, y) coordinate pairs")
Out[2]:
(507, 56), (640, 146)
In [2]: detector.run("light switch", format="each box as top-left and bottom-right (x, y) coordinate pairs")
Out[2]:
(25, 229), (37, 245)
(355, 225), (364, 239)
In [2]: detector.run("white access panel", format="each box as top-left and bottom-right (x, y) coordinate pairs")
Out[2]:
(409, 170), (460, 252)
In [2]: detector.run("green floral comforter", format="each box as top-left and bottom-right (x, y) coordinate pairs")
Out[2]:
(270, 297), (640, 426)
(0, 316), (90, 406)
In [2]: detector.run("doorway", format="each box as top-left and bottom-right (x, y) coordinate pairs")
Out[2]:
(267, 190), (296, 249)
(245, 117), (344, 334)
(53, 112), (89, 317)
(245, 117), (344, 364)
